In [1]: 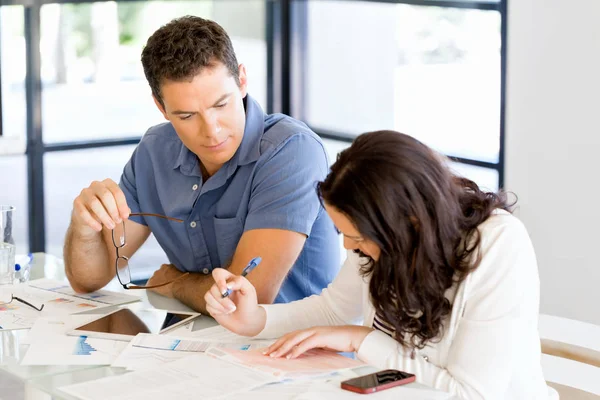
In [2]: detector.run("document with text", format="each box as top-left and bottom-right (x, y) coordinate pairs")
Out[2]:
(112, 332), (271, 371)
(60, 352), (278, 400)
(206, 347), (365, 379)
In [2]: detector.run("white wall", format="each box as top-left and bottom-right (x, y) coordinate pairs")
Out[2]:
(505, 0), (600, 324)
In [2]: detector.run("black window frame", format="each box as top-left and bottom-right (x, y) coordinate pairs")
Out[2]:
(0, 0), (506, 252)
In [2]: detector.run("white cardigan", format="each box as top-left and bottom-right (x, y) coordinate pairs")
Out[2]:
(257, 211), (552, 399)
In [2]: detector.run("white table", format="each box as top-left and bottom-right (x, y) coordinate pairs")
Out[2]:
(1, 253), (454, 400)
(0, 253), (217, 400)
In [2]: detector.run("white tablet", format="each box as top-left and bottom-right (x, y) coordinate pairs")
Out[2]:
(67, 304), (200, 341)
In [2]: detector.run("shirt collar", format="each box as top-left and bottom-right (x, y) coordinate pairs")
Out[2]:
(234, 94), (265, 166)
(172, 94), (265, 176)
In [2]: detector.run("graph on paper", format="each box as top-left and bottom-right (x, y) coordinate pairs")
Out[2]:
(29, 279), (139, 306)
(132, 334), (253, 352)
(74, 336), (98, 355)
(1, 279), (141, 330)
(21, 332), (127, 366)
(111, 333), (268, 371)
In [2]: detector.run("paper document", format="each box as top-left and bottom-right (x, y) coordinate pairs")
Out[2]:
(188, 324), (257, 342)
(29, 279), (140, 306)
(60, 352), (278, 400)
(218, 370), (360, 400)
(295, 380), (454, 400)
(0, 280), (139, 330)
(206, 347), (365, 379)
(112, 333), (271, 371)
(20, 314), (95, 345)
(21, 316), (127, 366)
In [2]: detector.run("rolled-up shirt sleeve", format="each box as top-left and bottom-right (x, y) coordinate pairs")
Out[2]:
(244, 134), (328, 236)
(118, 146), (146, 226)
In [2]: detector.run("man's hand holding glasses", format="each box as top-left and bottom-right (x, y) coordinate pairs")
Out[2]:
(112, 214), (188, 290)
(71, 178), (188, 291)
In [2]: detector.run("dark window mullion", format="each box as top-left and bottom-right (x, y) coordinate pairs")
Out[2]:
(313, 126), (501, 171)
(330, 0), (500, 11)
(43, 137), (142, 152)
(24, 3), (45, 252)
(498, 0), (507, 188)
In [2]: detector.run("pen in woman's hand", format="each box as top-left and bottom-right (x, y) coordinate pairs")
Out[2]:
(221, 257), (262, 298)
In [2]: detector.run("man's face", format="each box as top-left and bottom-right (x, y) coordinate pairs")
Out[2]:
(155, 62), (248, 176)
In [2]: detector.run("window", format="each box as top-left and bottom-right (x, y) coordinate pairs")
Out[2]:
(295, 0), (503, 185)
(0, 6), (26, 144)
(1, 0), (505, 256)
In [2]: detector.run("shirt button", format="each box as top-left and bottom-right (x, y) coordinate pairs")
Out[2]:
(190, 221), (197, 228)
(202, 268), (210, 274)
(192, 184), (198, 191)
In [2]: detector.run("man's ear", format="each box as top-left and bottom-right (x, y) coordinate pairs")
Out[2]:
(238, 64), (248, 97)
(153, 95), (168, 120)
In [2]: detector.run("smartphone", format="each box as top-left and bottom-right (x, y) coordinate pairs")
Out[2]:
(341, 369), (416, 394)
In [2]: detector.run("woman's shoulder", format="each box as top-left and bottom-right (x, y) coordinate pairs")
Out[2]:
(468, 209), (538, 294)
(477, 209), (531, 246)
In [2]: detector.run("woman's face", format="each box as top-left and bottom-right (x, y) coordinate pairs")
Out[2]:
(325, 203), (381, 261)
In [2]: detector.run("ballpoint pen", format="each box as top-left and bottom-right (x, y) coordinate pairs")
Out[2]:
(221, 257), (262, 298)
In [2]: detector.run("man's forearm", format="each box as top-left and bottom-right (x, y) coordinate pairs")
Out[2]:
(172, 273), (214, 314)
(64, 222), (113, 293)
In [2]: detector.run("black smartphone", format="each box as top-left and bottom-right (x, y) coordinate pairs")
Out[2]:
(341, 369), (416, 394)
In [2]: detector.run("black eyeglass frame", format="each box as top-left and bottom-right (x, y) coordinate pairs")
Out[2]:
(1, 294), (45, 311)
(111, 213), (185, 290)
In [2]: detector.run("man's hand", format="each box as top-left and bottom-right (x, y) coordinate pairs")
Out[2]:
(147, 264), (185, 298)
(72, 178), (131, 235)
(65, 178), (150, 294)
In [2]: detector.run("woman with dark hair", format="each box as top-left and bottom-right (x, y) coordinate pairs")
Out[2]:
(204, 130), (551, 399)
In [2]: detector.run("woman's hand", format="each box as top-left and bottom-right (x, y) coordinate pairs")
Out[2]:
(204, 268), (267, 337)
(263, 325), (374, 359)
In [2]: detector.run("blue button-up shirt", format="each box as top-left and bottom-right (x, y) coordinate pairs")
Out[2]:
(119, 95), (340, 303)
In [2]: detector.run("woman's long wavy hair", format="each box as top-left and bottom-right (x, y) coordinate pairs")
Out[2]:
(317, 130), (511, 349)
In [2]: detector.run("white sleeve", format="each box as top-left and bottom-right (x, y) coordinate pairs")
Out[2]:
(255, 250), (366, 339)
(357, 215), (539, 400)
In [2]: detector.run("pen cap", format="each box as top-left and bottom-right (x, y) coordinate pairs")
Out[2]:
(241, 257), (262, 277)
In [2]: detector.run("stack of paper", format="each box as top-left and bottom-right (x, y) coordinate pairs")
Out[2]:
(60, 352), (278, 400)
(112, 333), (272, 371)
(206, 346), (365, 379)
(21, 316), (128, 366)
(0, 279), (140, 330)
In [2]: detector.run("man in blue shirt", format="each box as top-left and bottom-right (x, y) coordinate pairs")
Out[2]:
(64, 16), (340, 311)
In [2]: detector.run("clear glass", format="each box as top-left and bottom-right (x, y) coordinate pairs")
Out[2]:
(447, 161), (499, 192)
(0, 206), (16, 285)
(0, 155), (28, 253)
(322, 138), (499, 193)
(0, 6), (26, 143)
(321, 138), (350, 167)
(298, 1), (501, 163)
(32, 0), (266, 143)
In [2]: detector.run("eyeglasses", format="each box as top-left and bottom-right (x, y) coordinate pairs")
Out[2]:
(0, 294), (44, 311)
(112, 213), (187, 290)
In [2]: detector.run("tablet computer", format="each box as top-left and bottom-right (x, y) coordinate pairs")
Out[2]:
(67, 303), (200, 341)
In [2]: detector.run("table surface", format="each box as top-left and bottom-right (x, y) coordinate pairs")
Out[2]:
(0, 253), (218, 399)
(0, 253), (463, 400)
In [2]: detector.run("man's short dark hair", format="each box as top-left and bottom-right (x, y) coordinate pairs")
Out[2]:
(141, 16), (240, 107)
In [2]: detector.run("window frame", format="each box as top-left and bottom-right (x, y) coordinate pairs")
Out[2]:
(0, 0), (507, 252)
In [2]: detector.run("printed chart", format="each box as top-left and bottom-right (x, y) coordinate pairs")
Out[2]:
(21, 333), (127, 366)
(0, 279), (139, 330)
(112, 333), (267, 371)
